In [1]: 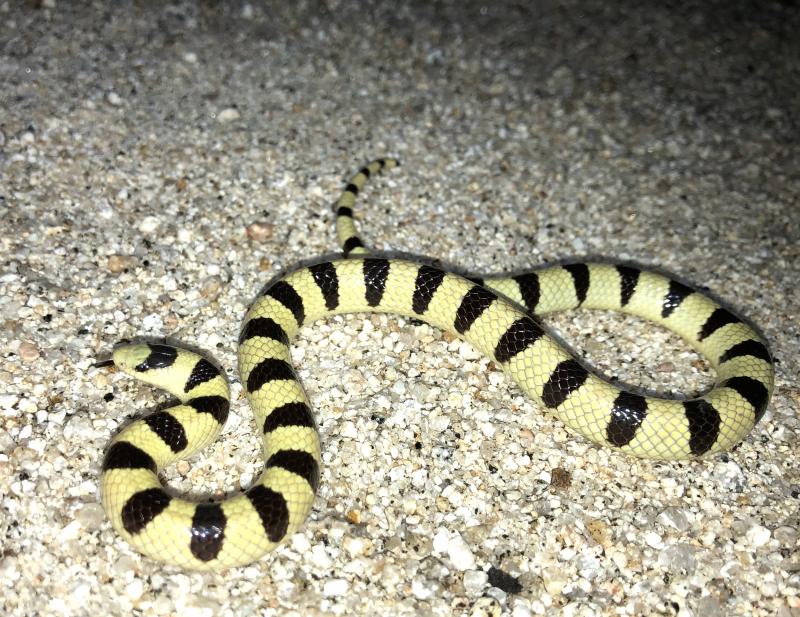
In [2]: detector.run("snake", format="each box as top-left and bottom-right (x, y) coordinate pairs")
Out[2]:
(98, 158), (774, 570)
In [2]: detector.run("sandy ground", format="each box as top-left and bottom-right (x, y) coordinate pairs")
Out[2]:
(1, 1), (798, 616)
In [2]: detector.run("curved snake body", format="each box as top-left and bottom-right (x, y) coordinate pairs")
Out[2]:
(100, 158), (774, 570)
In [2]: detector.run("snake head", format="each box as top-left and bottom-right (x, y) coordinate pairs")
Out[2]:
(112, 343), (166, 375)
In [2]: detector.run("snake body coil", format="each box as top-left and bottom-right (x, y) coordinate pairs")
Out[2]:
(100, 159), (774, 570)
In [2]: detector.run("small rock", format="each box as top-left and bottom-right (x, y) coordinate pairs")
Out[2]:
(142, 313), (163, 330)
(658, 543), (698, 574)
(199, 275), (223, 300)
(487, 566), (523, 594)
(657, 507), (690, 532)
(217, 108), (240, 122)
(181, 595), (220, 617)
(576, 550), (603, 580)
(0, 395), (19, 412)
(343, 536), (368, 558)
(773, 526), (798, 546)
(712, 460), (746, 492)
(545, 65), (575, 96)
(290, 533), (311, 554)
(59, 520), (82, 542)
(695, 595), (724, 617)
(322, 578), (348, 597)
(745, 524), (771, 547)
(447, 533), (477, 571)
(107, 254), (137, 273)
(63, 415), (93, 441)
(644, 531), (664, 549)
(550, 467), (572, 490)
(345, 509), (361, 524)
(310, 544), (332, 569)
(75, 503), (105, 530)
(126, 579), (144, 601)
(469, 597), (502, 617)
(411, 577), (437, 600)
(70, 581), (92, 604)
(541, 567), (567, 596)
(511, 603), (533, 617)
(0, 428), (14, 452)
(380, 564), (401, 588)
(463, 570), (488, 594)
(138, 216), (160, 234)
(18, 342), (40, 363)
(586, 519), (612, 547)
(246, 222), (274, 242)
(106, 91), (123, 106)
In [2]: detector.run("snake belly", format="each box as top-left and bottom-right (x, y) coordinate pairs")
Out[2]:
(100, 158), (774, 570)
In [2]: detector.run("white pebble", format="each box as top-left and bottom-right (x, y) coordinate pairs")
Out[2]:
(0, 394), (19, 411)
(541, 567), (567, 596)
(644, 531), (664, 549)
(463, 569), (488, 594)
(290, 533), (311, 554)
(112, 555), (138, 578)
(142, 313), (164, 330)
(70, 581), (92, 604)
(217, 108), (240, 122)
(126, 579), (144, 601)
(180, 595), (220, 617)
(447, 533), (477, 571)
(433, 528), (451, 554)
(745, 524), (771, 547)
(75, 503), (105, 529)
(380, 564), (401, 588)
(339, 421), (359, 440)
(511, 603), (533, 617)
(310, 544), (332, 568)
(0, 555), (20, 583)
(322, 578), (348, 597)
(63, 415), (93, 441)
(342, 536), (367, 557)
(59, 520), (82, 542)
(138, 216), (160, 233)
(106, 91), (123, 106)
(411, 578), (436, 600)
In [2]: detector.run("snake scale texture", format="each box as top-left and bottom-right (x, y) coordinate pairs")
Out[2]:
(99, 158), (774, 570)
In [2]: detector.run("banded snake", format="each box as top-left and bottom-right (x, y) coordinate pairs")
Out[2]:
(98, 158), (774, 570)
